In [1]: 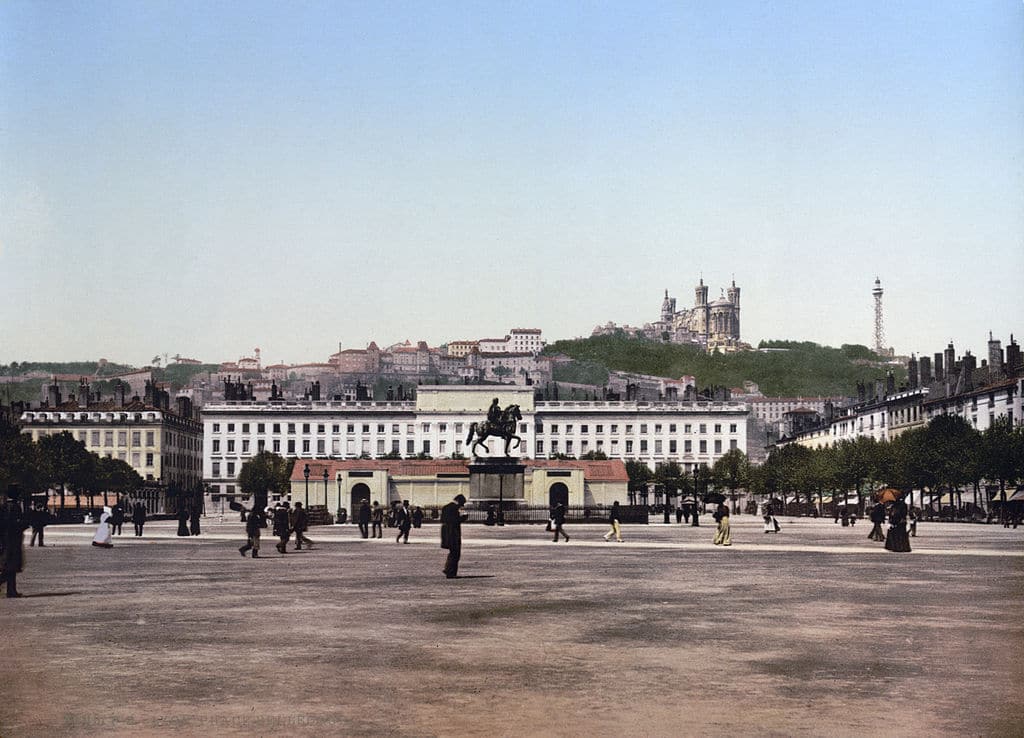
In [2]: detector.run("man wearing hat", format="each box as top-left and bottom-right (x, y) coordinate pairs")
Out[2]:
(440, 494), (468, 579)
(1, 485), (29, 598)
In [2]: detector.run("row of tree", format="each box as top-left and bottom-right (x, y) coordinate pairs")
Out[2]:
(624, 416), (1024, 514)
(756, 416), (1024, 512)
(0, 419), (144, 509)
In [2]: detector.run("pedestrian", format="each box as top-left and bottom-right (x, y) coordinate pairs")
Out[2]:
(396, 500), (412, 544)
(440, 493), (468, 578)
(239, 507), (264, 558)
(1, 485), (30, 598)
(189, 502), (202, 536)
(761, 501), (780, 534)
(551, 501), (570, 542)
(29, 502), (51, 547)
(712, 502), (732, 546)
(841, 505), (850, 527)
(176, 503), (190, 536)
(110, 501), (125, 536)
(909, 508), (918, 537)
(412, 506), (424, 529)
(884, 499), (912, 553)
(291, 502), (314, 550)
(691, 503), (700, 527)
(868, 503), (886, 542)
(357, 499), (371, 539)
(132, 502), (147, 537)
(371, 501), (383, 539)
(273, 502), (291, 554)
(603, 501), (623, 542)
(92, 506), (114, 548)
(682, 503), (691, 524)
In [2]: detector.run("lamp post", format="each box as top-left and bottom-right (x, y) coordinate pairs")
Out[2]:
(322, 468), (328, 510)
(303, 463), (310, 508)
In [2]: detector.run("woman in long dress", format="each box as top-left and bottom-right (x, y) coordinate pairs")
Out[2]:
(884, 499), (911, 553)
(713, 503), (732, 546)
(92, 508), (113, 548)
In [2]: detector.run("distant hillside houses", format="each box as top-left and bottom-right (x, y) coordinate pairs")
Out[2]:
(202, 329), (553, 396)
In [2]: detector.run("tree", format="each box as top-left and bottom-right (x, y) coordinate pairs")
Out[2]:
(580, 450), (608, 460)
(711, 449), (749, 512)
(625, 459), (652, 504)
(96, 456), (143, 498)
(38, 431), (94, 512)
(0, 418), (42, 494)
(238, 452), (294, 510)
(980, 417), (1024, 518)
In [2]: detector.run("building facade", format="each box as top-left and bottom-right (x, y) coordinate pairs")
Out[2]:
(201, 385), (748, 504)
(288, 457), (629, 511)
(20, 392), (203, 489)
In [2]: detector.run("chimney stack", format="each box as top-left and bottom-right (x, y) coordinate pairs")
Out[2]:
(907, 356), (918, 390)
(934, 352), (944, 382)
(988, 331), (1004, 373)
(919, 356), (932, 385)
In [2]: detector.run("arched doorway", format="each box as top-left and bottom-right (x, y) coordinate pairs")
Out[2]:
(351, 483), (371, 514)
(549, 482), (569, 508)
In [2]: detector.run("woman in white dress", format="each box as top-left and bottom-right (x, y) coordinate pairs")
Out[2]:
(92, 507), (113, 548)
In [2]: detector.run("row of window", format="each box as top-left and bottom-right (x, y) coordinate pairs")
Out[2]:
(536, 438), (737, 455)
(212, 437), (460, 465)
(209, 420), (739, 436)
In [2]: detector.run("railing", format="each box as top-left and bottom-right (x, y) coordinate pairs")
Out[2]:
(338, 504), (650, 526)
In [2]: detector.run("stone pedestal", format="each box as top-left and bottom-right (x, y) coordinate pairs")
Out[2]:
(469, 459), (525, 504)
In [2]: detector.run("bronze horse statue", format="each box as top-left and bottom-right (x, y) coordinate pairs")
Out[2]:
(466, 404), (523, 457)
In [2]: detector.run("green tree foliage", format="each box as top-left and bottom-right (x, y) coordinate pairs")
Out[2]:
(552, 360), (610, 386)
(624, 459), (652, 491)
(154, 364), (219, 390)
(0, 417), (42, 492)
(711, 449), (750, 509)
(579, 450), (609, 460)
(238, 452), (295, 509)
(38, 431), (95, 510)
(95, 456), (143, 497)
(543, 335), (900, 396)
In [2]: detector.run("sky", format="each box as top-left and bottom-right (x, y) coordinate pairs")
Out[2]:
(1, 1), (1021, 368)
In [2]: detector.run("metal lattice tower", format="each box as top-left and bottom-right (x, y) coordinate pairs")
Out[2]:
(872, 277), (885, 355)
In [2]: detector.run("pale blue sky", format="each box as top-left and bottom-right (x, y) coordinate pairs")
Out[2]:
(2, 1), (1021, 367)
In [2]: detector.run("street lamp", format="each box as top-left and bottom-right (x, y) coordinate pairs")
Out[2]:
(322, 468), (328, 510)
(303, 463), (310, 507)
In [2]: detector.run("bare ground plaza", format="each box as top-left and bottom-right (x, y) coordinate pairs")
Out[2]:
(2, 515), (1023, 738)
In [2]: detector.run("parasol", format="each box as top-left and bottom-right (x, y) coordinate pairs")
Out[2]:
(874, 488), (904, 504)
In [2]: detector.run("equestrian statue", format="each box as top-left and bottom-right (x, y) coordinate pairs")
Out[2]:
(466, 398), (523, 457)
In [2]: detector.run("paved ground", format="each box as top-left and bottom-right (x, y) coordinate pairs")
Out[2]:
(2, 515), (1022, 737)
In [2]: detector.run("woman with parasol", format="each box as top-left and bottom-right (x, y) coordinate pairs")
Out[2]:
(883, 491), (912, 553)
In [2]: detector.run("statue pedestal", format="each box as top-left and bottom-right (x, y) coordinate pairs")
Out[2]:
(469, 459), (525, 505)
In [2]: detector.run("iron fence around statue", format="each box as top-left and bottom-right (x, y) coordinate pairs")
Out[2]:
(362, 504), (649, 525)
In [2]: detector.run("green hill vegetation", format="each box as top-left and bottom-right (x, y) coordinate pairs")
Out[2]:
(543, 335), (903, 397)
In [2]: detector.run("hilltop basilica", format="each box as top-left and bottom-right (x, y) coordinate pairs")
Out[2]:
(593, 278), (749, 353)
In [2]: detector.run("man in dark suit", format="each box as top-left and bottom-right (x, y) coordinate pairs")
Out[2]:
(357, 499), (371, 539)
(273, 502), (291, 554)
(395, 500), (412, 544)
(1, 485), (29, 598)
(440, 494), (468, 579)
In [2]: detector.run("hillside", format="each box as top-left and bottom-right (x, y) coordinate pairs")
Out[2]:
(543, 335), (903, 397)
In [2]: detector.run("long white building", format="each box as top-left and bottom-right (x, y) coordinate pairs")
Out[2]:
(201, 385), (747, 503)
